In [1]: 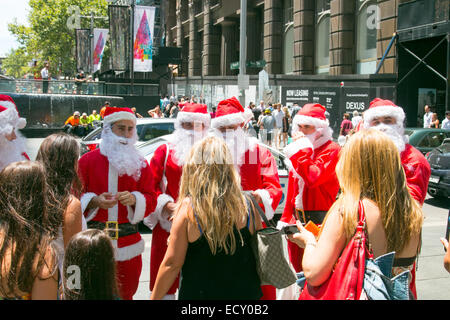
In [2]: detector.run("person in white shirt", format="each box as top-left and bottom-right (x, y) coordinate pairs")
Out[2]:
(442, 111), (450, 130)
(351, 110), (362, 128)
(41, 63), (50, 94)
(273, 103), (284, 149)
(423, 105), (433, 128)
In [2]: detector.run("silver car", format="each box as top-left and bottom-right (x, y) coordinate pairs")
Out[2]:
(137, 135), (289, 220)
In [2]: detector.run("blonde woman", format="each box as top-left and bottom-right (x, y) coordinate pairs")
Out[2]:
(288, 129), (423, 298)
(150, 136), (263, 300)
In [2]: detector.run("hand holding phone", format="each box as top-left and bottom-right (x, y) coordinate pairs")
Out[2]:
(282, 224), (301, 235)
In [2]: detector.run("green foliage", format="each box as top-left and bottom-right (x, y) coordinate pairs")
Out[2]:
(6, 0), (108, 78)
(2, 48), (33, 79)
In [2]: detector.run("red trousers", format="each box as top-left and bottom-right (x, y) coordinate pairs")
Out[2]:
(116, 255), (142, 300)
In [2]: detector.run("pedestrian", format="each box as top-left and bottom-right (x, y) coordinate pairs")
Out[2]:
(79, 113), (93, 135)
(258, 109), (276, 147)
(288, 129), (423, 299)
(148, 106), (164, 118)
(170, 103), (179, 118)
(100, 101), (110, 120)
(63, 111), (82, 136)
(150, 136), (263, 300)
(143, 103), (211, 300)
(442, 111), (450, 129)
(430, 113), (440, 128)
(62, 229), (119, 300)
(41, 63), (50, 94)
(0, 161), (59, 300)
(210, 106), (216, 119)
(291, 103), (301, 118)
(281, 106), (291, 147)
(211, 97), (283, 300)
(273, 103), (284, 149)
(131, 107), (143, 118)
(77, 107), (157, 300)
(0, 95), (29, 171)
(75, 70), (87, 95)
(423, 105), (433, 128)
(339, 113), (353, 137)
(36, 133), (86, 279)
(278, 103), (340, 275)
(363, 98), (431, 298)
(351, 110), (362, 128)
(89, 110), (101, 123)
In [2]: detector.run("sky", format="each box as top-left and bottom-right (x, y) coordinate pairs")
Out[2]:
(0, 0), (30, 57)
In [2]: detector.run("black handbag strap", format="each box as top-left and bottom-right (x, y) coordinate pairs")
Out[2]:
(244, 191), (274, 228)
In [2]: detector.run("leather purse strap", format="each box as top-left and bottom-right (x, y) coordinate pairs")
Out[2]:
(244, 191), (274, 228)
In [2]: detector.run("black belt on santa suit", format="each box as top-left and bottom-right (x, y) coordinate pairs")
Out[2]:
(294, 208), (328, 225)
(87, 221), (139, 240)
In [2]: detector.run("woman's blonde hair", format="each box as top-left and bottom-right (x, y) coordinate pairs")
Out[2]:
(329, 129), (423, 253)
(176, 136), (247, 255)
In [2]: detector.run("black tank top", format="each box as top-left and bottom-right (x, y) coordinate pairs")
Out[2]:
(178, 207), (262, 300)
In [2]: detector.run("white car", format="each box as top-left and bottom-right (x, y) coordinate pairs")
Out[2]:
(79, 118), (176, 155)
(137, 135), (289, 221)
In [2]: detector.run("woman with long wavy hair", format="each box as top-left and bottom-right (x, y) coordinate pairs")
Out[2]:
(0, 161), (58, 300)
(150, 136), (263, 300)
(288, 129), (423, 297)
(36, 133), (85, 277)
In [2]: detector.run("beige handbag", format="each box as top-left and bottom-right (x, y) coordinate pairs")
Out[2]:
(245, 192), (297, 289)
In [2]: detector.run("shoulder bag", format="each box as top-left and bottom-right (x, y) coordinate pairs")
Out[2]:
(245, 192), (297, 289)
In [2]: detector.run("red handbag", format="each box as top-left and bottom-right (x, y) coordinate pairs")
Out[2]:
(299, 201), (367, 300)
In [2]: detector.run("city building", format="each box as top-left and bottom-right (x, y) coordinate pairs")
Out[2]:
(163, 0), (449, 130)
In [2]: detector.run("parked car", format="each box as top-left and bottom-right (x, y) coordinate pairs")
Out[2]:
(404, 128), (450, 155)
(136, 135), (289, 221)
(79, 118), (176, 155)
(425, 138), (450, 199)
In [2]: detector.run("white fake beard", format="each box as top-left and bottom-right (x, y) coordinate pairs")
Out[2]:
(171, 125), (208, 166)
(0, 131), (27, 171)
(372, 123), (407, 153)
(212, 126), (250, 167)
(99, 125), (147, 180)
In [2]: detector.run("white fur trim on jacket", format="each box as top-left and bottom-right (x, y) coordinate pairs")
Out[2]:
(363, 105), (405, 127)
(0, 107), (26, 135)
(211, 108), (253, 129)
(115, 238), (145, 262)
(283, 137), (314, 159)
(143, 193), (174, 232)
(126, 191), (147, 224)
(177, 111), (211, 128)
(103, 111), (137, 126)
(253, 189), (275, 220)
(80, 192), (99, 222)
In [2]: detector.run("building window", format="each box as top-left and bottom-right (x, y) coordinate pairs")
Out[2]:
(315, 0), (330, 74)
(356, 0), (377, 74)
(283, 0), (294, 74)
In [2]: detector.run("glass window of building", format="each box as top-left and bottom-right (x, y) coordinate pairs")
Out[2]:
(283, 0), (294, 74)
(356, 0), (378, 74)
(315, 0), (330, 74)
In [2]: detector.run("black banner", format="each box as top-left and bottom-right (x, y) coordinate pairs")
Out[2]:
(75, 29), (90, 73)
(109, 5), (131, 71)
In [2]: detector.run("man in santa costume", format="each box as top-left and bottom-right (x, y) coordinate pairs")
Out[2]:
(278, 103), (340, 274)
(362, 98), (431, 299)
(78, 106), (156, 300)
(0, 95), (29, 171)
(143, 103), (211, 300)
(211, 96), (283, 300)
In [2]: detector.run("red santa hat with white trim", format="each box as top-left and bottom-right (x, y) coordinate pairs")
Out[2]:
(363, 98), (405, 128)
(0, 94), (27, 136)
(102, 106), (137, 126)
(211, 96), (253, 129)
(291, 103), (328, 135)
(176, 103), (211, 128)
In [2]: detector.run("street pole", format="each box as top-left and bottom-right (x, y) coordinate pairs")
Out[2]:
(130, 0), (135, 95)
(239, 0), (247, 107)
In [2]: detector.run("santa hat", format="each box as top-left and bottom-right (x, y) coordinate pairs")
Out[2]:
(291, 103), (329, 133)
(0, 95), (27, 136)
(176, 103), (211, 128)
(363, 98), (405, 127)
(211, 97), (253, 129)
(103, 107), (136, 126)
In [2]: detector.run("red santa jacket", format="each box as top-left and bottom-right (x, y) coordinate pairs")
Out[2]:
(280, 138), (340, 225)
(239, 142), (283, 219)
(78, 149), (156, 262)
(143, 143), (182, 232)
(401, 144), (431, 205)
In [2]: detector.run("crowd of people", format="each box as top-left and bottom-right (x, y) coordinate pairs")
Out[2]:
(0, 91), (446, 301)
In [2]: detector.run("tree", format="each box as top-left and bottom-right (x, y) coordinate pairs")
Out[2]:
(6, 0), (108, 77)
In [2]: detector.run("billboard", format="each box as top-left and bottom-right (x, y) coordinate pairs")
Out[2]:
(133, 6), (155, 72)
(109, 5), (131, 71)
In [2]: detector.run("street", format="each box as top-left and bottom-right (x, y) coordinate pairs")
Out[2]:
(25, 138), (450, 300)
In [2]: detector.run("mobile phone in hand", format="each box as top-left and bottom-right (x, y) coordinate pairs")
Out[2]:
(282, 224), (300, 235)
